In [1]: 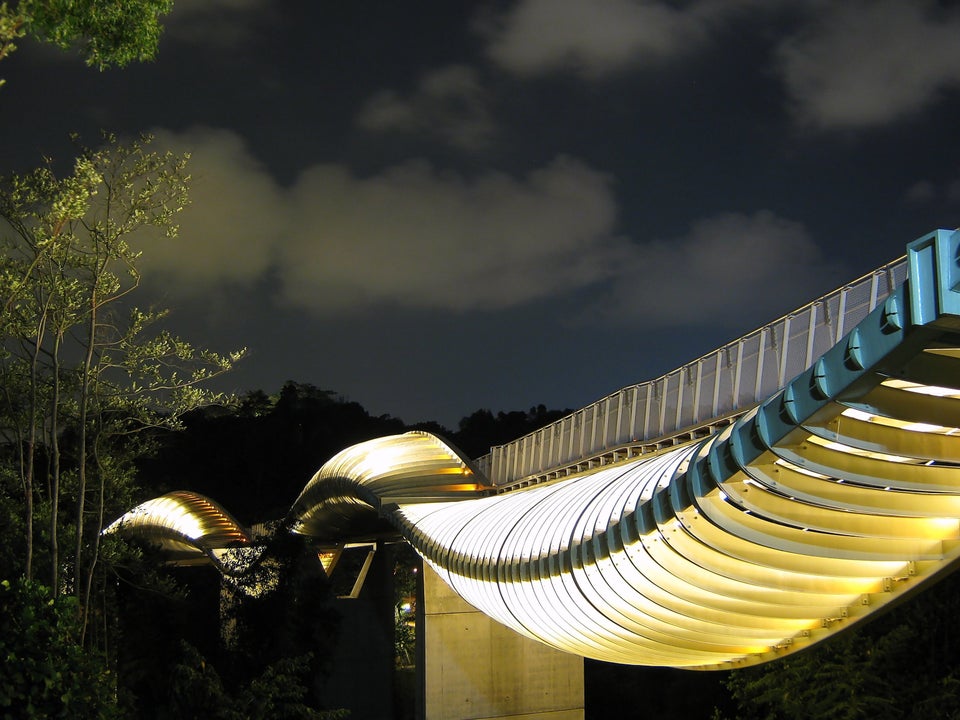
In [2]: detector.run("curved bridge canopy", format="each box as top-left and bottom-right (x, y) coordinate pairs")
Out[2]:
(288, 431), (491, 540)
(105, 490), (253, 574)
(110, 229), (960, 669)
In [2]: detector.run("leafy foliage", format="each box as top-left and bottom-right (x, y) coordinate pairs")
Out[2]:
(169, 642), (349, 720)
(113, 526), (347, 718)
(1, 0), (172, 77)
(0, 578), (119, 718)
(452, 404), (572, 458)
(0, 134), (243, 657)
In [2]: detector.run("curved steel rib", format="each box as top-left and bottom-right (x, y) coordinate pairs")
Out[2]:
(105, 490), (256, 575)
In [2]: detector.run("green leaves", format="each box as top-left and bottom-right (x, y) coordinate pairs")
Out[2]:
(18, 0), (173, 70)
(0, 578), (119, 718)
(0, 3), (26, 87)
(0, 133), (243, 612)
(2, 0), (174, 89)
(169, 643), (349, 720)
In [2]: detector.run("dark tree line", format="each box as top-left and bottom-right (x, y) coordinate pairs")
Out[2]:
(451, 404), (572, 459)
(138, 382), (571, 525)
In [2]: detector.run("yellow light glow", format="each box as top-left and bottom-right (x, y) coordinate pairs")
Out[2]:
(841, 406), (959, 435)
(881, 378), (960, 398)
(805, 433), (914, 463)
(773, 458), (832, 480)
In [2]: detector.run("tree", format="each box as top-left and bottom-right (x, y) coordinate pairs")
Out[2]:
(0, 134), (244, 646)
(131, 528), (347, 718)
(0, 577), (119, 718)
(139, 382), (407, 525)
(169, 642), (350, 720)
(452, 404), (572, 458)
(722, 571), (960, 720)
(0, 0), (173, 84)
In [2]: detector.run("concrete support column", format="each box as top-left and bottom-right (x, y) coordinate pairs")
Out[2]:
(417, 563), (584, 720)
(323, 541), (396, 718)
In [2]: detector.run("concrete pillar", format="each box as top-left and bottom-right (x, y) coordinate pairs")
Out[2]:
(418, 563), (584, 720)
(323, 541), (396, 718)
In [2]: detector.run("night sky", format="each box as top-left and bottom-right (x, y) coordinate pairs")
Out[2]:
(2, 0), (959, 427)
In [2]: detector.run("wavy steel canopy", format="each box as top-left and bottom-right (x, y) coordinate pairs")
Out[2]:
(105, 490), (253, 574)
(111, 229), (960, 669)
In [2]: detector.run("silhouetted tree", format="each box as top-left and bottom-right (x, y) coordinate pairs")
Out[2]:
(138, 382), (407, 524)
(452, 404), (571, 458)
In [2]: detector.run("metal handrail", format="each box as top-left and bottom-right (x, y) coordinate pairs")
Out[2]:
(475, 255), (909, 485)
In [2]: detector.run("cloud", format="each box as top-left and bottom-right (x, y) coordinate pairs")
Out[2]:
(904, 180), (937, 205)
(476, 0), (783, 78)
(140, 128), (625, 312)
(588, 211), (840, 328)
(137, 128), (284, 286)
(903, 174), (960, 205)
(142, 128), (844, 327)
(140, 130), (838, 329)
(479, 0), (960, 131)
(356, 65), (496, 151)
(279, 156), (624, 311)
(481, 0), (711, 78)
(776, 1), (960, 129)
(165, 0), (273, 49)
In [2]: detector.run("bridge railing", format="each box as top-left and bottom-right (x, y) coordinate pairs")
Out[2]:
(474, 256), (909, 486)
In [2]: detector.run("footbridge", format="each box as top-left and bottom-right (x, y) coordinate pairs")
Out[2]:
(109, 229), (960, 713)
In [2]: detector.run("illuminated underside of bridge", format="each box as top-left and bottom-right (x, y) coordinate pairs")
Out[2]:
(108, 229), (960, 670)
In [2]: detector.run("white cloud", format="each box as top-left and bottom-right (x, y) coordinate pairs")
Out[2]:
(356, 65), (496, 151)
(479, 0), (960, 131)
(138, 127), (284, 286)
(139, 130), (838, 329)
(165, 0), (272, 48)
(588, 211), (840, 328)
(776, 1), (960, 129)
(279, 156), (624, 311)
(481, 0), (709, 78)
(477, 0), (784, 78)
(140, 128), (625, 312)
